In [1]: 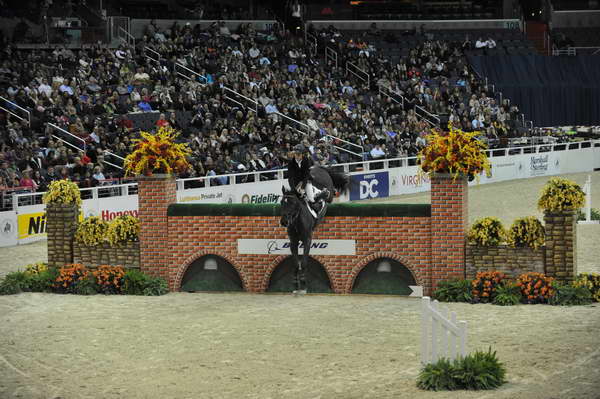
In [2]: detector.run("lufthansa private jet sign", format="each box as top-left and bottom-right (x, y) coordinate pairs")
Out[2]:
(237, 239), (356, 255)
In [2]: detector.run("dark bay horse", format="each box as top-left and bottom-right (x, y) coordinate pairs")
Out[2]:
(280, 166), (349, 294)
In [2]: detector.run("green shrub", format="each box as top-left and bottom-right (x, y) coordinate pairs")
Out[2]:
(143, 277), (169, 296)
(26, 268), (59, 293)
(432, 279), (472, 302)
(122, 269), (150, 295)
(73, 275), (98, 295)
(0, 272), (29, 295)
(417, 348), (506, 391)
(453, 348), (507, 390)
(417, 358), (458, 391)
(576, 207), (600, 221)
(122, 269), (168, 296)
(492, 283), (522, 306)
(549, 283), (593, 306)
(467, 217), (505, 246)
(506, 216), (545, 249)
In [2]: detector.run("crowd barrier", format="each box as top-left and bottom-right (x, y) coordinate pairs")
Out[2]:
(0, 140), (598, 247)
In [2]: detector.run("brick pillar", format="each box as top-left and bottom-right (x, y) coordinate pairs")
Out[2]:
(544, 211), (576, 282)
(137, 175), (176, 284)
(430, 174), (468, 294)
(46, 204), (79, 268)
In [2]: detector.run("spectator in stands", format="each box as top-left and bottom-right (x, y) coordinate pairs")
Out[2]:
(475, 37), (487, 50)
(19, 169), (37, 191)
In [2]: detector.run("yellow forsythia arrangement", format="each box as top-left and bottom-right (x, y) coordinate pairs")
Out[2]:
(574, 273), (600, 302)
(467, 217), (505, 246)
(75, 216), (109, 246)
(42, 179), (82, 207)
(471, 270), (507, 303)
(54, 263), (89, 293)
(124, 126), (191, 176)
(516, 272), (554, 304)
(538, 177), (585, 213)
(24, 262), (48, 276)
(106, 215), (140, 246)
(92, 265), (125, 294)
(506, 216), (545, 249)
(418, 126), (491, 181)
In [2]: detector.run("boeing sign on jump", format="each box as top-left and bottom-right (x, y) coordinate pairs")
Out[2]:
(350, 172), (389, 200)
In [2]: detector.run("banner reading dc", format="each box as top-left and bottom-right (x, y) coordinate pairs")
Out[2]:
(349, 172), (389, 201)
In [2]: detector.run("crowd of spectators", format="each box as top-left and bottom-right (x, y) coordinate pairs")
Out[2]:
(0, 19), (528, 207)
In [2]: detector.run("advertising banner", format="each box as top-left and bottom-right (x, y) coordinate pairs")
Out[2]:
(177, 180), (285, 205)
(0, 210), (18, 247)
(16, 204), (47, 244)
(91, 195), (140, 221)
(349, 172), (389, 201)
(389, 166), (431, 195)
(237, 239), (356, 255)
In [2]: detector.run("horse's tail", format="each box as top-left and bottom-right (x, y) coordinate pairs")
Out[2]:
(325, 167), (350, 195)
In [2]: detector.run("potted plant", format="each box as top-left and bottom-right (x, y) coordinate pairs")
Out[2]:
(124, 126), (191, 177)
(418, 126), (491, 181)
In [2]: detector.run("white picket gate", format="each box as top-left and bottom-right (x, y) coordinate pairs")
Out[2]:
(421, 296), (467, 365)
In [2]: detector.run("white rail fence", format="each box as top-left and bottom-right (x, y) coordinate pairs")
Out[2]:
(421, 296), (467, 365)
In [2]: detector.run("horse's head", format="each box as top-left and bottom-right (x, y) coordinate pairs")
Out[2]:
(280, 186), (301, 227)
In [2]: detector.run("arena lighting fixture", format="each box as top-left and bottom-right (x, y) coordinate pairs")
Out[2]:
(377, 260), (392, 273)
(204, 258), (218, 270)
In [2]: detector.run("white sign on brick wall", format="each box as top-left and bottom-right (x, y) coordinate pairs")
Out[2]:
(237, 239), (356, 255)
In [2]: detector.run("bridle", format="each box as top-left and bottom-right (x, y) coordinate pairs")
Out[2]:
(281, 194), (301, 227)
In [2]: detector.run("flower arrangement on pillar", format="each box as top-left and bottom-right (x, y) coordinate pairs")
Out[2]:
(43, 179), (82, 268)
(418, 126), (491, 181)
(124, 126), (192, 177)
(538, 177), (585, 282)
(419, 126), (491, 293)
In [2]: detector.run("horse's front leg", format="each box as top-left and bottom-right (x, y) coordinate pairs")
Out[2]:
(289, 234), (301, 293)
(299, 236), (311, 294)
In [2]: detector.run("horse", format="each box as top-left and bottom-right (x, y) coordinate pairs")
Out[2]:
(280, 166), (349, 294)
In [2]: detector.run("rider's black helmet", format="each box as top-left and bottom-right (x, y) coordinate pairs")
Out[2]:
(293, 144), (306, 153)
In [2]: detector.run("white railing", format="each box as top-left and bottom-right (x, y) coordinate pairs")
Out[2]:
(144, 46), (161, 63)
(274, 112), (311, 135)
(118, 26), (135, 49)
(378, 84), (404, 107)
(47, 123), (86, 152)
(421, 296), (467, 365)
(175, 63), (208, 85)
(414, 104), (440, 127)
(346, 61), (370, 87)
(325, 46), (338, 69)
(222, 86), (259, 114)
(0, 96), (31, 126)
(274, 112), (364, 159)
(103, 151), (125, 170)
(578, 174), (598, 225)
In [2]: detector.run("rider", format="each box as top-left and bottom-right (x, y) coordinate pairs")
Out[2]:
(287, 144), (329, 217)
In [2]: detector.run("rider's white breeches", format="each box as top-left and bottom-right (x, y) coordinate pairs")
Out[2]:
(305, 181), (322, 202)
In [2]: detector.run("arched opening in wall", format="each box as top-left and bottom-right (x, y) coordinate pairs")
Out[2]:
(267, 256), (332, 293)
(352, 257), (416, 295)
(180, 255), (243, 292)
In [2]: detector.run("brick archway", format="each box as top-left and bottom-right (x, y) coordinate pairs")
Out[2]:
(345, 252), (423, 294)
(173, 250), (247, 292)
(261, 255), (336, 293)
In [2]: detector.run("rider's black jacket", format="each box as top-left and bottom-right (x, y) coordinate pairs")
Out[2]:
(286, 154), (313, 190)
